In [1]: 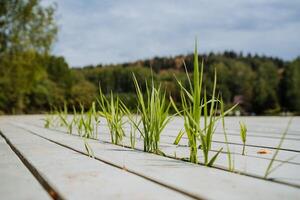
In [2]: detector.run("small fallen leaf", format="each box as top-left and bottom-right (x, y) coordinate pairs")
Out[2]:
(257, 149), (271, 154)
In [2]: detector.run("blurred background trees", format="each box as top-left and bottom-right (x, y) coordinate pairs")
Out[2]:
(0, 0), (299, 115)
(0, 0), (57, 113)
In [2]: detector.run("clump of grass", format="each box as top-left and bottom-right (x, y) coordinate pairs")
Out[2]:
(73, 102), (100, 139)
(124, 74), (171, 154)
(239, 121), (247, 155)
(75, 104), (85, 136)
(171, 40), (236, 165)
(91, 102), (101, 138)
(81, 102), (99, 139)
(264, 118), (295, 178)
(56, 103), (75, 134)
(98, 89), (125, 145)
(58, 102), (68, 127)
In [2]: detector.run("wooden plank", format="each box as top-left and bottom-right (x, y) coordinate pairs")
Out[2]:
(162, 119), (300, 151)
(26, 116), (300, 163)
(0, 123), (192, 200)
(98, 128), (300, 186)
(165, 117), (300, 138)
(27, 115), (300, 149)
(0, 134), (51, 200)
(13, 118), (300, 200)
(159, 135), (300, 163)
(20, 117), (300, 185)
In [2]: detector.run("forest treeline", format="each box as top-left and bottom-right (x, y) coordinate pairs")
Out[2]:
(72, 53), (300, 115)
(1, 51), (300, 115)
(0, 0), (299, 115)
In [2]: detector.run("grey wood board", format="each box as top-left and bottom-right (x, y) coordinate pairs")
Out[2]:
(20, 118), (300, 184)
(48, 123), (300, 186)
(0, 123), (191, 200)
(0, 132), (51, 200)
(12, 119), (300, 200)
(28, 117), (300, 164)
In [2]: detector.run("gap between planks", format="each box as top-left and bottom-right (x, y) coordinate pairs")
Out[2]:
(0, 130), (64, 200)
(14, 121), (300, 190)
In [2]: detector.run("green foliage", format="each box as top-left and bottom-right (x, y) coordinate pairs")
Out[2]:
(0, 0), (57, 55)
(0, 0), (57, 113)
(70, 80), (97, 108)
(252, 61), (280, 114)
(283, 58), (300, 113)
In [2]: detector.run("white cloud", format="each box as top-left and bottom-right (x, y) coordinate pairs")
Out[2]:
(43, 0), (300, 66)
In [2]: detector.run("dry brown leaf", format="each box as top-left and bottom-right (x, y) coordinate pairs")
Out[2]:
(257, 149), (271, 154)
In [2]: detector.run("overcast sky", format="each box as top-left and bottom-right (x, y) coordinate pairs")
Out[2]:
(43, 0), (300, 67)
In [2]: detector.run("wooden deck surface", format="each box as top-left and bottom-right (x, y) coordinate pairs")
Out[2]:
(1, 115), (300, 199)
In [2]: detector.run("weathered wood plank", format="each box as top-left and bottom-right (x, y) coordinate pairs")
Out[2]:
(20, 117), (300, 185)
(0, 123), (191, 200)
(27, 116), (300, 163)
(0, 134), (51, 200)
(13, 119), (300, 200)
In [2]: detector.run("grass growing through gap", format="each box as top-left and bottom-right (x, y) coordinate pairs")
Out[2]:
(264, 118), (295, 178)
(171, 40), (237, 165)
(129, 123), (137, 148)
(44, 107), (62, 128)
(80, 102), (100, 139)
(83, 138), (94, 158)
(239, 121), (247, 155)
(58, 103), (68, 127)
(44, 113), (53, 128)
(98, 89), (125, 145)
(56, 103), (75, 134)
(124, 74), (171, 154)
(75, 104), (85, 136)
(221, 99), (234, 171)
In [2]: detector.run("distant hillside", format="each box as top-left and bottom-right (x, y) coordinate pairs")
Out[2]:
(73, 51), (299, 115)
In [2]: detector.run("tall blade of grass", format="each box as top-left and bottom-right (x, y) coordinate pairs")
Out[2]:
(182, 60), (193, 93)
(221, 98), (234, 171)
(173, 77), (194, 101)
(44, 114), (52, 128)
(173, 130), (184, 145)
(207, 147), (223, 167)
(239, 121), (247, 155)
(266, 155), (297, 176)
(83, 138), (94, 158)
(130, 123), (136, 149)
(193, 41), (201, 131)
(264, 118), (293, 178)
